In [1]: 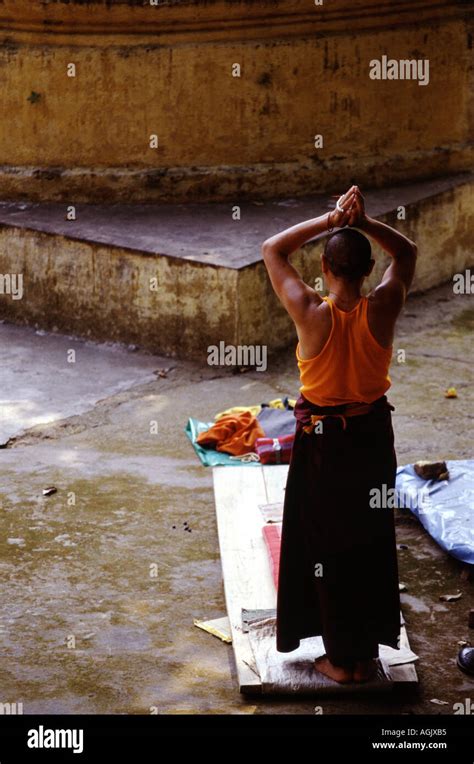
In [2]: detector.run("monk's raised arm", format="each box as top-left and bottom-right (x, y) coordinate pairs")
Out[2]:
(359, 216), (417, 292)
(350, 187), (417, 314)
(262, 187), (356, 324)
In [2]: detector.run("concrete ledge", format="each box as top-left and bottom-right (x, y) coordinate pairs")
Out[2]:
(0, 173), (472, 361)
(2, 0), (465, 40)
(2, 146), (473, 205)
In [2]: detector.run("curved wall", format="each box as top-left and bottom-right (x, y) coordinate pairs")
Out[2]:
(0, 0), (472, 201)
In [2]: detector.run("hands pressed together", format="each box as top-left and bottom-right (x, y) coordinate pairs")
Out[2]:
(328, 185), (366, 230)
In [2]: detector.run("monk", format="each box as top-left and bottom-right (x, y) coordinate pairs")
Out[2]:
(262, 186), (417, 683)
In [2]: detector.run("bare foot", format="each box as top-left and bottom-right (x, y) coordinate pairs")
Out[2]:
(314, 655), (353, 683)
(353, 659), (378, 682)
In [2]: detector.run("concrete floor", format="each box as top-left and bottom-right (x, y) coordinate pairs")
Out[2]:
(0, 281), (472, 714)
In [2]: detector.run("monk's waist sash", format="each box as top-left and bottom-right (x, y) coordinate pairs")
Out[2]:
(294, 393), (394, 434)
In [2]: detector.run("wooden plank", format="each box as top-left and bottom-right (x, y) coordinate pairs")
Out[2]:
(213, 464), (418, 693)
(213, 466), (275, 692)
(262, 464), (288, 505)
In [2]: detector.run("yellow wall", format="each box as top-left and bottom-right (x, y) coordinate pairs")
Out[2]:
(0, 0), (472, 202)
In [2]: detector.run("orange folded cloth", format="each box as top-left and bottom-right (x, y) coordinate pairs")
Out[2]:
(196, 411), (265, 456)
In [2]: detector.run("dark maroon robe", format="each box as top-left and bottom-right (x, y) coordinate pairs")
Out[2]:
(276, 393), (401, 664)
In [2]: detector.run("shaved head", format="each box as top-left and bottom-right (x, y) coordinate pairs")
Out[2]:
(324, 229), (372, 282)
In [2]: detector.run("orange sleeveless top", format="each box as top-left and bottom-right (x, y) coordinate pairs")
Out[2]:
(296, 296), (392, 406)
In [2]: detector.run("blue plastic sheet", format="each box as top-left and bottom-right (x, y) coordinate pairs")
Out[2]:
(396, 460), (474, 565)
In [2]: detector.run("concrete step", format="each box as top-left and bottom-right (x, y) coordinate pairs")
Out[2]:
(0, 172), (472, 361)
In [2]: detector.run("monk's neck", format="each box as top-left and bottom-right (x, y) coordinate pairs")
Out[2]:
(326, 281), (362, 310)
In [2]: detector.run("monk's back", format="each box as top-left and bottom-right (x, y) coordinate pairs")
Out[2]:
(296, 296), (392, 406)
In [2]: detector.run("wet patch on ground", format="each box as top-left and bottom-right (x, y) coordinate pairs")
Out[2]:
(0, 281), (472, 713)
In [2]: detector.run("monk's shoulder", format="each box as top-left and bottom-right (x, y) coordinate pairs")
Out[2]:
(368, 282), (405, 314)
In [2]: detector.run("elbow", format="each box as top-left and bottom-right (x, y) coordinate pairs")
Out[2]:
(404, 241), (417, 259)
(261, 238), (289, 263)
(261, 240), (276, 259)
